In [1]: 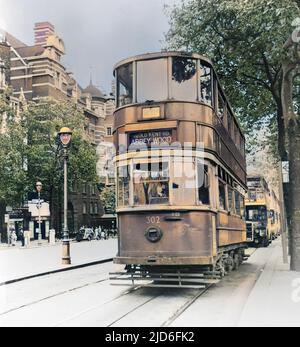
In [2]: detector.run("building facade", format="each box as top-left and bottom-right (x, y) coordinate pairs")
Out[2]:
(0, 23), (115, 236)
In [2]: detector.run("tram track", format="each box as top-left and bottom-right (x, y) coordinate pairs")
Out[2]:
(0, 276), (111, 317)
(161, 285), (213, 327)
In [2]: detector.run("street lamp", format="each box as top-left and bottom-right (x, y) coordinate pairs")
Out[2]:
(36, 182), (43, 246)
(59, 127), (72, 265)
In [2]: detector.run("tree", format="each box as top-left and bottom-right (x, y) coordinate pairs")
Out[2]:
(281, 23), (300, 271)
(0, 88), (27, 207)
(100, 186), (116, 215)
(23, 99), (98, 232)
(165, 0), (300, 270)
(0, 97), (99, 233)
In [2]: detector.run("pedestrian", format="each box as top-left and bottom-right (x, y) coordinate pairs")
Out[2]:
(101, 229), (106, 241)
(20, 228), (25, 247)
(11, 228), (17, 247)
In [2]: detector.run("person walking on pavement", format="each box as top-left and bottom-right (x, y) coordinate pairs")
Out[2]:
(20, 227), (25, 247)
(10, 228), (17, 247)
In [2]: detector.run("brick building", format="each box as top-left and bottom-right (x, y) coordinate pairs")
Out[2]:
(0, 23), (115, 236)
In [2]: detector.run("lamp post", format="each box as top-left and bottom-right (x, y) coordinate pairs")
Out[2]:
(36, 182), (43, 246)
(59, 127), (72, 265)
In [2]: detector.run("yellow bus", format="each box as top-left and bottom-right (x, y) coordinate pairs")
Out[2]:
(245, 176), (280, 247)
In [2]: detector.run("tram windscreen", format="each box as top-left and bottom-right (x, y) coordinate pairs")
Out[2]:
(133, 162), (169, 205)
(246, 205), (267, 221)
(137, 59), (168, 103)
(171, 57), (197, 101)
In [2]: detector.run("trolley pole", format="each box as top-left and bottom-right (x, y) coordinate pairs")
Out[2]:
(278, 163), (289, 264)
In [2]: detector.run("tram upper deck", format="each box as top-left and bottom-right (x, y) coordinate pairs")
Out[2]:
(113, 52), (246, 187)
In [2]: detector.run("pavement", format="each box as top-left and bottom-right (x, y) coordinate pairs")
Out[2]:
(238, 240), (300, 327)
(171, 239), (300, 327)
(1, 238), (300, 327)
(0, 239), (118, 285)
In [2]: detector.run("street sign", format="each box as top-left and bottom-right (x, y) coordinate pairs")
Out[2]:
(31, 199), (45, 204)
(282, 161), (289, 183)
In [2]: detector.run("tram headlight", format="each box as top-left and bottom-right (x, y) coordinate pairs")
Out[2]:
(145, 226), (163, 243)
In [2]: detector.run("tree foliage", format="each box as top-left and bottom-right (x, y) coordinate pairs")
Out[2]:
(100, 186), (116, 215)
(165, 0), (300, 157)
(0, 96), (98, 212)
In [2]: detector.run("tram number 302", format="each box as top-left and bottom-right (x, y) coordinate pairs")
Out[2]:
(146, 216), (161, 224)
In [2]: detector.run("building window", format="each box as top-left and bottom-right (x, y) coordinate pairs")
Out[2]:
(90, 202), (94, 215)
(83, 202), (87, 215)
(107, 127), (112, 136)
(94, 203), (99, 215)
(83, 184), (87, 194)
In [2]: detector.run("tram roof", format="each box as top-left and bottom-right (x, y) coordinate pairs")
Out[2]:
(113, 51), (213, 71)
(113, 51), (245, 139)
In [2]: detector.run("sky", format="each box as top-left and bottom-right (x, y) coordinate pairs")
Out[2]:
(0, 0), (180, 93)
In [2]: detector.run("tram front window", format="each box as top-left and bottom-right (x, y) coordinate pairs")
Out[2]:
(137, 59), (168, 103)
(117, 63), (133, 107)
(171, 57), (197, 101)
(117, 166), (130, 207)
(198, 164), (210, 205)
(246, 205), (267, 222)
(133, 162), (169, 205)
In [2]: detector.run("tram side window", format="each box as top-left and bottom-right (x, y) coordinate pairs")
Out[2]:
(240, 194), (245, 219)
(219, 181), (227, 211)
(228, 186), (235, 214)
(133, 162), (169, 206)
(198, 164), (210, 205)
(172, 57), (197, 101)
(118, 166), (130, 207)
(117, 63), (133, 108)
(235, 191), (241, 216)
(200, 64), (213, 106)
(218, 92), (225, 120)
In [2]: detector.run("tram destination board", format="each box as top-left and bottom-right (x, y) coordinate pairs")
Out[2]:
(129, 130), (173, 148)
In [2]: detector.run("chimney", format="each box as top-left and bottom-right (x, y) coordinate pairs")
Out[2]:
(34, 22), (55, 46)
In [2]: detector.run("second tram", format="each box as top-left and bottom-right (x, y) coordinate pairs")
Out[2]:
(110, 52), (248, 288)
(246, 175), (281, 247)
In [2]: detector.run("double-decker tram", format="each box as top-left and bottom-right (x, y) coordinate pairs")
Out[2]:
(246, 175), (281, 247)
(110, 52), (248, 288)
